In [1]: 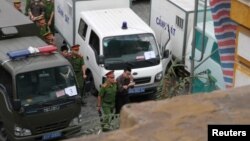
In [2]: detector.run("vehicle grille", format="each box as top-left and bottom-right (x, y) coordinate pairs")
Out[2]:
(34, 120), (68, 134)
(134, 77), (151, 84)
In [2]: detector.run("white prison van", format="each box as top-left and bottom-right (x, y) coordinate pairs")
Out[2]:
(55, 0), (169, 97)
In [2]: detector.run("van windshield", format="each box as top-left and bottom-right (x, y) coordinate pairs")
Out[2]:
(103, 33), (160, 70)
(16, 66), (77, 106)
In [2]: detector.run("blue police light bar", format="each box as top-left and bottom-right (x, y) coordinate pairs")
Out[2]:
(7, 49), (31, 60)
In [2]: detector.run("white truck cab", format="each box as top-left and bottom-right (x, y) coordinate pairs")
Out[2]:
(55, 0), (169, 98)
(76, 8), (168, 97)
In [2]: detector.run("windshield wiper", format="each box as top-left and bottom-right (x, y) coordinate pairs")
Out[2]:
(145, 57), (160, 64)
(144, 59), (155, 64)
(105, 59), (123, 63)
(126, 61), (135, 67)
(37, 101), (54, 106)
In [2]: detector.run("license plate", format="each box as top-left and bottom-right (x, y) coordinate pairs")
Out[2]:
(128, 87), (145, 94)
(42, 131), (62, 140)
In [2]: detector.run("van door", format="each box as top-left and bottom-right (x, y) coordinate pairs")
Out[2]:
(77, 19), (102, 91)
(85, 29), (102, 89)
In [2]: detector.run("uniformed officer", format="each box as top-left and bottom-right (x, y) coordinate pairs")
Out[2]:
(69, 44), (87, 103)
(42, 31), (55, 45)
(13, 0), (22, 12)
(37, 16), (51, 37)
(97, 70), (117, 131)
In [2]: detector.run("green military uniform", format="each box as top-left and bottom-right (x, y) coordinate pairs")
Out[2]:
(99, 83), (117, 131)
(69, 56), (84, 97)
(25, 0), (31, 15)
(43, 0), (54, 33)
(39, 26), (50, 37)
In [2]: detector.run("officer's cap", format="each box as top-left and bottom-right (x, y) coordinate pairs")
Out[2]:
(105, 70), (114, 77)
(71, 44), (80, 51)
(13, 0), (21, 3)
(42, 31), (53, 38)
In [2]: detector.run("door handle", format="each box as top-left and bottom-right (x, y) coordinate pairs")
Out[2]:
(87, 56), (89, 60)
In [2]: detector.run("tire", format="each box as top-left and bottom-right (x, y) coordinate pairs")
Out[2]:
(0, 122), (9, 141)
(86, 72), (98, 97)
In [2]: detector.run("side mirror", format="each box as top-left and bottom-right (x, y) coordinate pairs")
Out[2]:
(13, 99), (21, 111)
(163, 50), (170, 58)
(98, 55), (105, 64)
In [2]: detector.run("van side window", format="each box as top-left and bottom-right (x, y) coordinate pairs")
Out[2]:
(78, 19), (88, 40)
(0, 67), (13, 99)
(176, 16), (184, 29)
(89, 30), (100, 55)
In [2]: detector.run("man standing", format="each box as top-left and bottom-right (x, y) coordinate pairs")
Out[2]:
(116, 67), (135, 114)
(60, 45), (71, 59)
(28, 0), (45, 22)
(97, 70), (117, 131)
(69, 44), (87, 104)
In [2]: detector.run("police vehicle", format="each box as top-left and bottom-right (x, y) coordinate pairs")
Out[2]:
(0, 1), (82, 140)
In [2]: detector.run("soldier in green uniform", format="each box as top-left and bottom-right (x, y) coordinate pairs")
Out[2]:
(37, 17), (51, 37)
(43, 0), (54, 34)
(42, 31), (55, 45)
(69, 45), (87, 104)
(13, 0), (22, 13)
(97, 70), (117, 131)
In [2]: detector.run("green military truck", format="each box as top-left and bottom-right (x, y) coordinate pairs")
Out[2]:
(0, 1), (82, 141)
(0, 37), (82, 141)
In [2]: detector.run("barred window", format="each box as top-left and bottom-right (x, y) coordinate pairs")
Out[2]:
(176, 16), (184, 29)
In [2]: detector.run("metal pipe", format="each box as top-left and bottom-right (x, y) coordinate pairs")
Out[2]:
(194, 47), (219, 70)
(181, 12), (190, 63)
(189, 0), (199, 93)
(162, 25), (171, 54)
(196, 0), (208, 62)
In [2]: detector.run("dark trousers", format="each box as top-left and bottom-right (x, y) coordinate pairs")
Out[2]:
(115, 93), (129, 114)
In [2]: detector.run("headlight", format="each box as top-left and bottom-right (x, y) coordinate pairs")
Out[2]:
(69, 114), (82, 126)
(14, 125), (31, 136)
(155, 71), (163, 82)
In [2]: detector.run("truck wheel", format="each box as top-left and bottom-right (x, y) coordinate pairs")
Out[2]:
(86, 72), (98, 97)
(0, 123), (9, 141)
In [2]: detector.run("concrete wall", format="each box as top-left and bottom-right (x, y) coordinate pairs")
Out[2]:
(67, 85), (250, 141)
